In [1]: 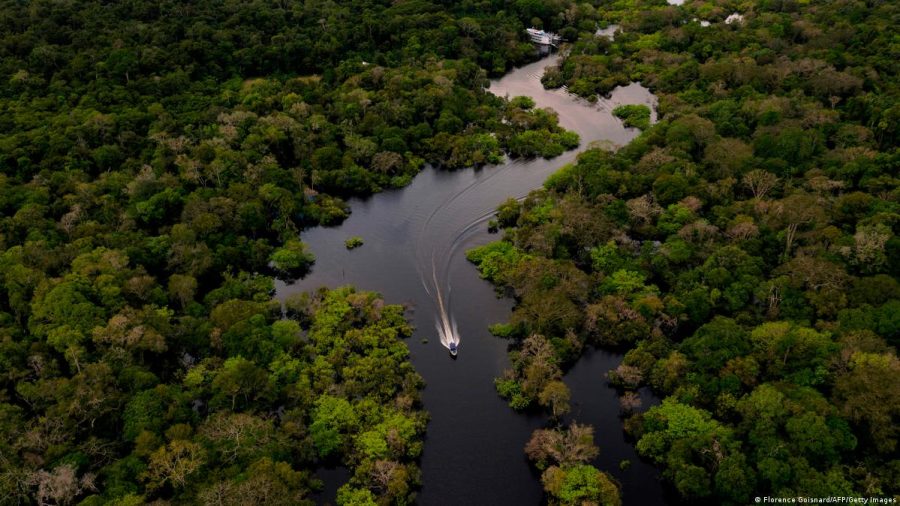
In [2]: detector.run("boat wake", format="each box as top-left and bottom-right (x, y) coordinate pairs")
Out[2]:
(432, 272), (460, 355)
(416, 168), (506, 357)
(416, 161), (547, 357)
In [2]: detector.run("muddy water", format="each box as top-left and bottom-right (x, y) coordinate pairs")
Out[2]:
(277, 55), (666, 505)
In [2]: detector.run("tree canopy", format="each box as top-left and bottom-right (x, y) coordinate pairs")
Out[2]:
(470, 0), (900, 502)
(0, 0), (601, 503)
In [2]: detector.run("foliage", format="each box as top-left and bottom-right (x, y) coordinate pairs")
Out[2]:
(467, 240), (528, 284)
(345, 236), (364, 250)
(613, 104), (651, 130)
(525, 424), (620, 506)
(1, 0), (898, 501)
(270, 240), (315, 277)
(0, 0), (604, 502)
(1, 282), (425, 504)
(473, 0), (900, 501)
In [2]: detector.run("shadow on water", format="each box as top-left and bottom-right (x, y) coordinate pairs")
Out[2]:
(314, 466), (350, 506)
(277, 55), (668, 505)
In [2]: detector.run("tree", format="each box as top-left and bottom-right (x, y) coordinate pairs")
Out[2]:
(497, 334), (565, 410)
(200, 412), (274, 464)
(197, 458), (311, 506)
(28, 464), (96, 506)
(850, 224), (891, 272)
(144, 439), (206, 490)
(608, 364), (643, 389)
(664, 115), (715, 157)
(336, 485), (378, 506)
(704, 138), (752, 179)
(833, 352), (900, 454)
(619, 391), (642, 415)
(92, 306), (170, 353)
(635, 398), (734, 499)
(525, 423), (599, 469)
(542, 464), (621, 506)
(309, 396), (358, 457)
(613, 104), (651, 130)
(168, 274), (197, 308)
(749, 322), (835, 385)
(767, 193), (826, 259)
(269, 240), (315, 276)
(211, 357), (270, 410)
(539, 381), (572, 419)
(742, 170), (779, 200)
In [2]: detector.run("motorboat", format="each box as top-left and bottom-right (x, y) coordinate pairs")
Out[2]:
(449, 342), (458, 356)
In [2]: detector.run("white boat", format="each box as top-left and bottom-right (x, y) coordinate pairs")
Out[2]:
(449, 342), (458, 356)
(526, 28), (561, 46)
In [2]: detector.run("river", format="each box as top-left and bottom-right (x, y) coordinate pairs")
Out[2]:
(276, 55), (667, 505)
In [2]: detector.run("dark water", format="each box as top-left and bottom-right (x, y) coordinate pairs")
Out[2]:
(277, 55), (666, 505)
(563, 350), (668, 503)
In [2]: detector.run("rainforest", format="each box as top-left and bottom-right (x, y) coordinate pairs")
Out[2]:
(0, 0), (897, 505)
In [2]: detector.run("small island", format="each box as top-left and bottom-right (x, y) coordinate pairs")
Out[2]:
(345, 236), (364, 249)
(612, 104), (651, 130)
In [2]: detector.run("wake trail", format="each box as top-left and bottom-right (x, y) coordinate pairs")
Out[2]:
(416, 166), (512, 351)
(432, 251), (459, 351)
(417, 165), (507, 297)
(427, 179), (548, 353)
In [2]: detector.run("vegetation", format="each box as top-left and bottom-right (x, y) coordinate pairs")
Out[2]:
(1, 0), (897, 503)
(525, 423), (621, 506)
(0, 0), (601, 503)
(270, 240), (315, 278)
(471, 0), (900, 502)
(2, 282), (426, 504)
(612, 104), (651, 130)
(345, 237), (365, 250)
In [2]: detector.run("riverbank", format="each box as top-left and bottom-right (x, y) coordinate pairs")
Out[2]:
(278, 54), (666, 505)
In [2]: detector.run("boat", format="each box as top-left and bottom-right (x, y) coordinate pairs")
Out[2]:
(526, 27), (561, 47)
(449, 342), (458, 356)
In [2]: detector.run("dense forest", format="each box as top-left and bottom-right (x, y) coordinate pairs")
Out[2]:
(469, 0), (899, 503)
(0, 0), (597, 504)
(1, 0), (897, 504)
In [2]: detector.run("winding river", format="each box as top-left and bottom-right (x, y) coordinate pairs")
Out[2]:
(276, 55), (668, 505)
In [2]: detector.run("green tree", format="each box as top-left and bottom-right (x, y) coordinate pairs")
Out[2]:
(269, 240), (315, 276)
(309, 396), (359, 457)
